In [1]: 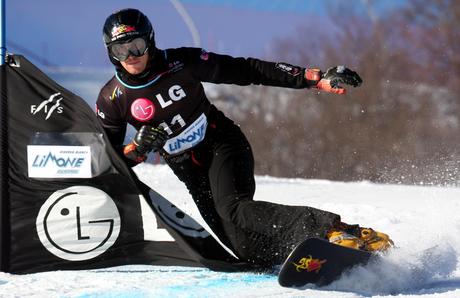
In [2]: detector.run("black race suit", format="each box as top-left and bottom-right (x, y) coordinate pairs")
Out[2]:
(96, 47), (341, 267)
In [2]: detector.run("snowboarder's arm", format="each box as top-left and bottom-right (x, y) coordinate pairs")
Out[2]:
(187, 48), (309, 88)
(184, 48), (362, 92)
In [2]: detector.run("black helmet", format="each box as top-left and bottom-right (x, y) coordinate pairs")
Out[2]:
(103, 9), (155, 64)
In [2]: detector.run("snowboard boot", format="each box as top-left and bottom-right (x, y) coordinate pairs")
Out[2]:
(326, 230), (365, 250)
(327, 222), (393, 252)
(359, 228), (394, 252)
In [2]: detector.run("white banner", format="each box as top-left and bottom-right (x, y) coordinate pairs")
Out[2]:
(27, 145), (92, 178)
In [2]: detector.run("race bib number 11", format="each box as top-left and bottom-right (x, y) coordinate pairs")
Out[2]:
(163, 113), (207, 155)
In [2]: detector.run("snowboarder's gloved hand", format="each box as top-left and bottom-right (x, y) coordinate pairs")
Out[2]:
(123, 125), (167, 163)
(305, 66), (363, 94)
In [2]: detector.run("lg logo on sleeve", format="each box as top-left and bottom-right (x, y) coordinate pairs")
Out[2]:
(36, 186), (121, 261)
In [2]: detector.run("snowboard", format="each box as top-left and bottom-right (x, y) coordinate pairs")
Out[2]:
(278, 237), (374, 287)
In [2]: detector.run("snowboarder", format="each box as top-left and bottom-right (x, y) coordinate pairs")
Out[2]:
(96, 8), (393, 267)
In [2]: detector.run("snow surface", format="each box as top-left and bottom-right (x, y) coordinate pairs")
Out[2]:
(2, 163), (460, 298)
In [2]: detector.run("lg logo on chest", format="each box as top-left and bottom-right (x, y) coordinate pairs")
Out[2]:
(156, 84), (186, 108)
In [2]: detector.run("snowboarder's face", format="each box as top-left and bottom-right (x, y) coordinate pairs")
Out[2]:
(120, 53), (149, 75)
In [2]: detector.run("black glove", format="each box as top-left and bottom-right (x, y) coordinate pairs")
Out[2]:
(305, 66), (363, 94)
(133, 125), (167, 154)
(123, 126), (167, 163)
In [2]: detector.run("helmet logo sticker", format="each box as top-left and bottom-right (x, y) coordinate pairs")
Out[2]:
(131, 98), (155, 122)
(111, 25), (136, 37)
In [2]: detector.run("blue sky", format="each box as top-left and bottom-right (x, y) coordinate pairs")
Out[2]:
(180, 0), (402, 14)
(181, 0), (326, 13)
(6, 0), (407, 68)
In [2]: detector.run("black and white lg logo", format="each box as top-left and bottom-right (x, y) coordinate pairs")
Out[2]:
(36, 186), (121, 261)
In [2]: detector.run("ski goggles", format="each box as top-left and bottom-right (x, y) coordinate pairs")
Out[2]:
(109, 37), (149, 61)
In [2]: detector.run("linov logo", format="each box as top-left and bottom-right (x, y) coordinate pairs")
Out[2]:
(31, 92), (64, 120)
(36, 186), (121, 261)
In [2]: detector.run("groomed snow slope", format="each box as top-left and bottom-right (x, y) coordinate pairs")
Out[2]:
(1, 163), (460, 298)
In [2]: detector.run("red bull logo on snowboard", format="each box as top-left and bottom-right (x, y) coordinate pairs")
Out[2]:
(292, 255), (327, 273)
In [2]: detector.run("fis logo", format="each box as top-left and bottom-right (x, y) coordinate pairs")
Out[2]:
(292, 255), (327, 273)
(110, 86), (123, 101)
(31, 92), (64, 120)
